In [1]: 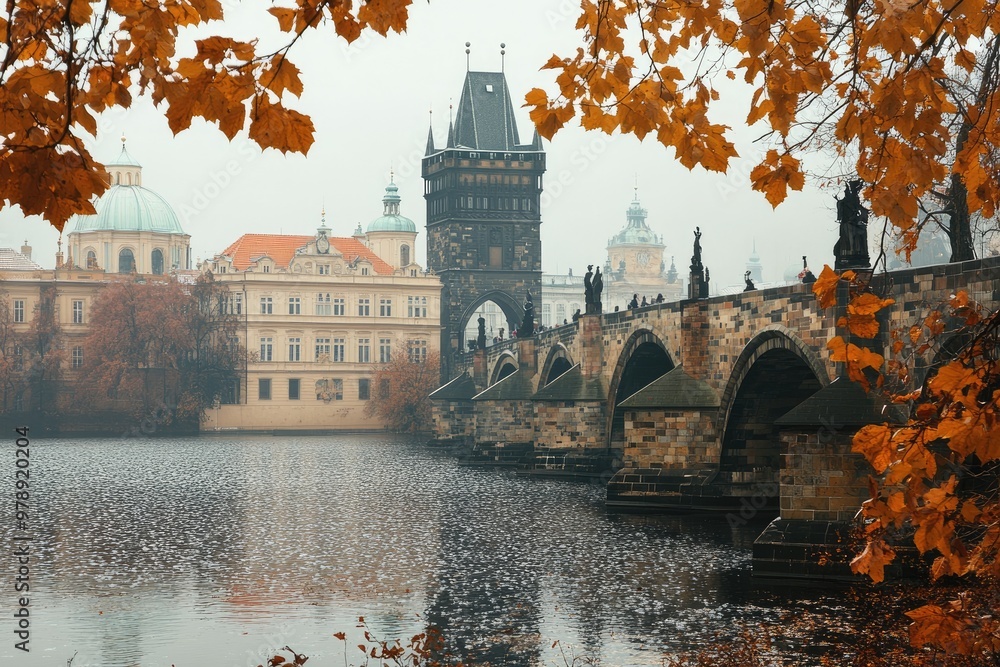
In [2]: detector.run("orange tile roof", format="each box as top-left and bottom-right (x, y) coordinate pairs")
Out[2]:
(219, 234), (394, 275)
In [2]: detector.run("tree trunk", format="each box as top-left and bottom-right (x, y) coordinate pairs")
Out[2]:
(948, 171), (975, 262)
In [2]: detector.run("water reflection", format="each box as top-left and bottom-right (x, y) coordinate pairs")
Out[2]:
(3, 435), (849, 666)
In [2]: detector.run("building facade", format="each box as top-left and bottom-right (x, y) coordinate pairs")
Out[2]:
(2, 146), (441, 433)
(602, 192), (684, 309)
(422, 69), (545, 377)
(203, 183), (442, 431)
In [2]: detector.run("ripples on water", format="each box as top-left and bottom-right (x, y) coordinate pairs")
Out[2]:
(2, 435), (855, 666)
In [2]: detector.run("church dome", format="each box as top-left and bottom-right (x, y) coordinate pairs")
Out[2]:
(608, 193), (663, 247)
(70, 184), (185, 234)
(70, 140), (185, 235)
(367, 181), (416, 233)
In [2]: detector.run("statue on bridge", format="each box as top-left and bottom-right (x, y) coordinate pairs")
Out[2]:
(691, 227), (703, 272)
(744, 270), (756, 291)
(520, 290), (535, 337)
(834, 179), (871, 270)
(477, 315), (486, 350)
(584, 264), (594, 305)
(592, 266), (603, 313)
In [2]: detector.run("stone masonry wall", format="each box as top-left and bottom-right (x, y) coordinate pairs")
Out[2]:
(432, 401), (476, 441)
(474, 400), (535, 444)
(535, 401), (606, 449)
(779, 430), (871, 522)
(624, 409), (719, 469)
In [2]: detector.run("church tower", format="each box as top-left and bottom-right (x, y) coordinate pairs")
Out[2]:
(422, 63), (545, 377)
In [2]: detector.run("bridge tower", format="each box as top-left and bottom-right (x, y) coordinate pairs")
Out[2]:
(422, 66), (545, 378)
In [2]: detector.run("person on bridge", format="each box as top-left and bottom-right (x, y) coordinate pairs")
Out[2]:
(628, 294), (639, 309)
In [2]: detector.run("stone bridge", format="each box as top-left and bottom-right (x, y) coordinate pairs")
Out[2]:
(429, 258), (1000, 579)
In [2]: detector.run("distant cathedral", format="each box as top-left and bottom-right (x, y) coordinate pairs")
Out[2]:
(422, 65), (545, 377)
(602, 190), (684, 309)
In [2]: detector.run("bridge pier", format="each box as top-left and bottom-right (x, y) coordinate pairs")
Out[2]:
(752, 378), (905, 581)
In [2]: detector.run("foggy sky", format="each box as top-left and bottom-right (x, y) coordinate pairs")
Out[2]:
(1, 0), (855, 290)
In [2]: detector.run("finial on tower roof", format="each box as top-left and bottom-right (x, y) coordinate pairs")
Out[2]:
(121, 133), (126, 146)
(500, 42), (506, 72)
(634, 173), (639, 200)
(465, 42), (471, 71)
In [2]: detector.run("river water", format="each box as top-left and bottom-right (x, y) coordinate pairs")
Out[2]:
(3, 434), (861, 666)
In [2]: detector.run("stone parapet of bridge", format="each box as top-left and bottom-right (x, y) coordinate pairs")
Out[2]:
(430, 256), (1000, 580)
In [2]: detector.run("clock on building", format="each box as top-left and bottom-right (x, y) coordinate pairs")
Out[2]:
(316, 235), (330, 254)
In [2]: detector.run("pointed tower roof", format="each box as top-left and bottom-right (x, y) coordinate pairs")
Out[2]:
(425, 122), (436, 156)
(453, 71), (521, 150)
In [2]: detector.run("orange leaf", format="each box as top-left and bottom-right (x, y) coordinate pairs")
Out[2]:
(811, 265), (839, 308)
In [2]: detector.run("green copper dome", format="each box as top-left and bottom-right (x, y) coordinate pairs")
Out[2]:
(70, 185), (185, 234)
(608, 194), (663, 247)
(367, 181), (416, 233)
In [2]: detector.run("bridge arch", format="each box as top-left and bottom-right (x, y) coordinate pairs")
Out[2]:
(539, 343), (574, 387)
(458, 290), (523, 351)
(489, 351), (519, 386)
(717, 326), (829, 478)
(605, 328), (676, 448)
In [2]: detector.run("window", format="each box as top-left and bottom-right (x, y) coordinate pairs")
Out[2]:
(13, 300), (25, 323)
(288, 379), (300, 400)
(333, 338), (345, 363)
(400, 245), (410, 266)
(118, 248), (134, 273)
(288, 297), (301, 315)
(72, 300), (84, 324)
(222, 379), (240, 404)
(333, 298), (345, 316)
(86, 250), (97, 269)
(379, 378), (390, 399)
(225, 293), (243, 315)
(361, 267), (369, 276)
(379, 338), (392, 363)
(358, 297), (370, 316)
(13, 345), (22, 371)
(315, 337), (331, 361)
(288, 337), (301, 362)
(151, 248), (164, 275)
(332, 379), (343, 400)
(318, 264), (330, 275)
(72, 346), (83, 369)
(379, 298), (392, 317)
(358, 338), (371, 363)
(258, 378), (271, 400)
(260, 296), (273, 314)
(407, 296), (427, 318)
(259, 336), (273, 361)
(408, 340), (428, 363)
(263, 265), (271, 273)
(315, 293), (331, 315)
(358, 378), (370, 401)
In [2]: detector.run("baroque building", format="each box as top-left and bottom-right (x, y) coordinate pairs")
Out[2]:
(422, 68), (545, 376)
(203, 182), (442, 431)
(1, 144), (441, 433)
(67, 139), (192, 274)
(602, 191), (684, 309)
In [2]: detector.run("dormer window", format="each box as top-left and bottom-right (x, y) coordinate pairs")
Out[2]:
(263, 265), (270, 273)
(485, 84), (494, 93)
(361, 267), (369, 276)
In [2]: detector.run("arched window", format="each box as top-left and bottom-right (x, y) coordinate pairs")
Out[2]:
(126, 173), (131, 185)
(151, 248), (164, 275)
(86, 250), (97, 270)
(400, 245), (410, 267)
(118, 248), (135, 274)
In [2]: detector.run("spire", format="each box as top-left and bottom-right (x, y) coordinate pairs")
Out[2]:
(446, 110), (455, 148)
(530, 128), (542, 150)
(425, 111), (436, 156)
(382, 175), (401, 216)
